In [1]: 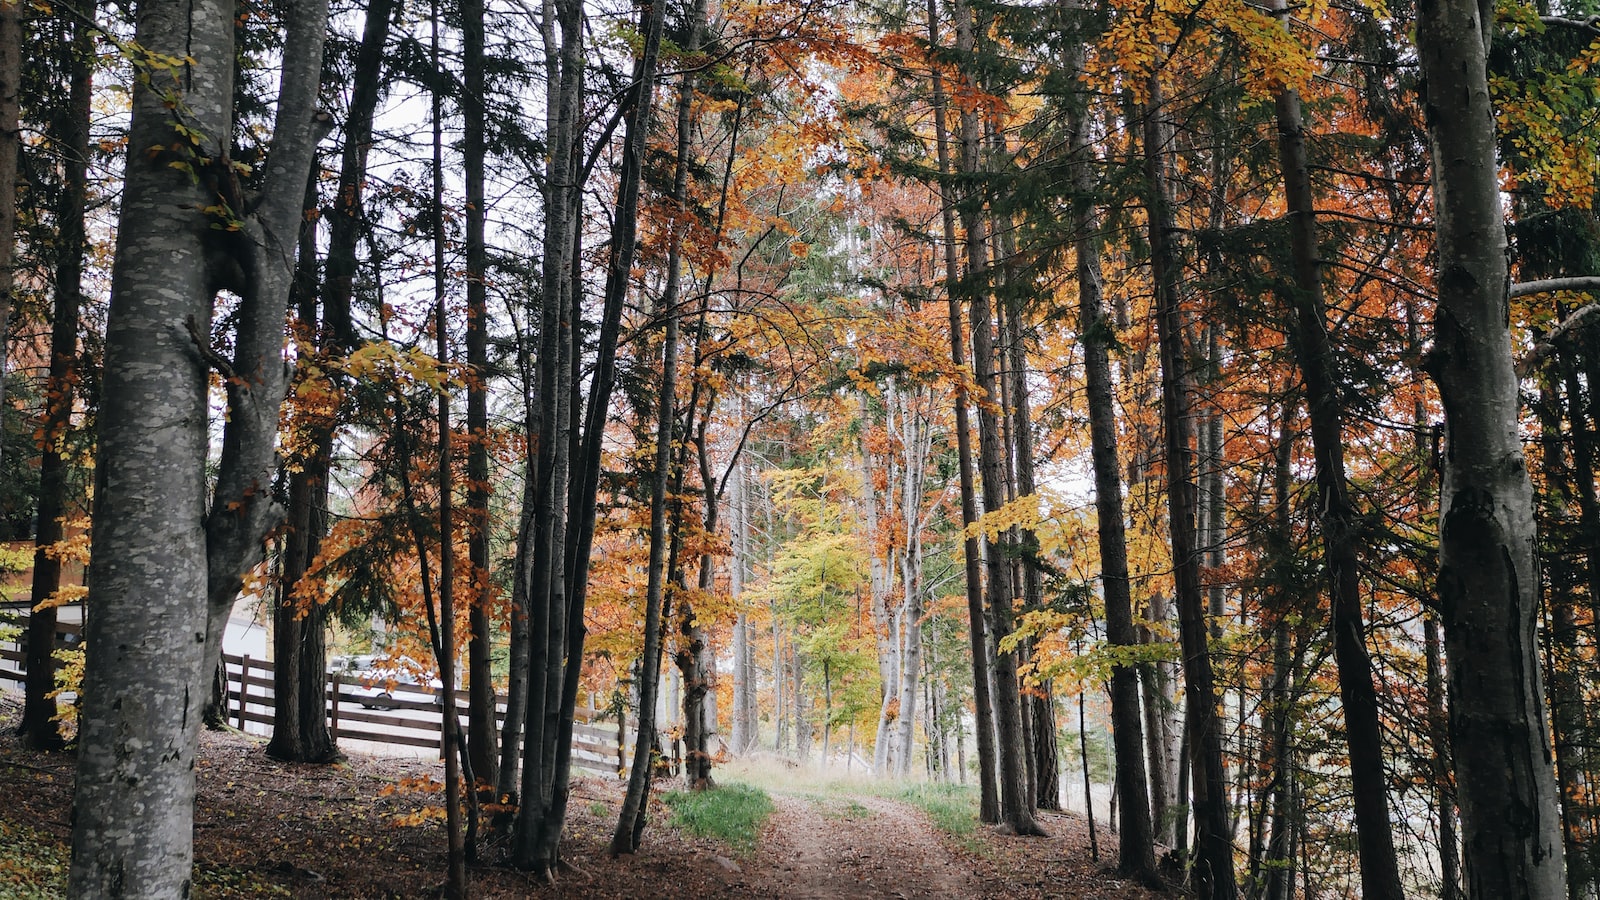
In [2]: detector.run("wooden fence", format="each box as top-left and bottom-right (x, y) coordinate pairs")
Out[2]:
(226, 652), (631, 776)
(0, 612), (630, 777)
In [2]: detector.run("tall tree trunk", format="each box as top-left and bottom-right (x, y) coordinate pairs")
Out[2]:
(1066, 46), (1157, 881)
(604, 0), (675, 855)
(460, 0), (499, 792)
(69, 0), (329, 892)
(1414, 1), (1568, 894)
(1268, 31), (1404, 896)
(0, 0), (18, 477)
(428, 11), (467, 890)
(1143, 76), (1236, 899)
(1261, 400), (1299, 900)
(20, 1), (89, 751)
(954, 0), (1041, 837)
(265, 0), (393, 763)
(867, 397), (902, 777)
(510, 0), (579, 871)
(1413, 306), (1463, 900)
(894, 387), (929, 777)
(731, 456), (756, 754)
(926, 0), (998, 823)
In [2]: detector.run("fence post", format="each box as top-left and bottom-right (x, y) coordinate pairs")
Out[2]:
(329, 670), (341, 743)
(237, 655), (250, 730)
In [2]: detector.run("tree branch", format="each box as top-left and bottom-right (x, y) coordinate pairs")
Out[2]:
(1517, 302), (1600, 377)
(1508, 276), (1600, 299)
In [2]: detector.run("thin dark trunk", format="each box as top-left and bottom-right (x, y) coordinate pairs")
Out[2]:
(461, 0), (499, 792)
(956, 0), (1041, 837)
(0, 0), (18, 476)
(1144, 76), (1236, 899)
(1262, 400), (1297, 900)
(1067, 41), (1157, 879)
(926, 0), (998, 824)
(20, 2), (90, 751)
(1269, 31), (1404, 896)
(430, 12), (467, 890)
(604, 0), (674, 856)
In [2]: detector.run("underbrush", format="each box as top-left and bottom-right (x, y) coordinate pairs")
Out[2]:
(660, 781), (774, 854)
(0, 818), (290, 899)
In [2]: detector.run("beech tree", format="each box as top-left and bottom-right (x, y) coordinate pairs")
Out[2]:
(67, 1), (330, 893)
(1416, 0), (1567, 893)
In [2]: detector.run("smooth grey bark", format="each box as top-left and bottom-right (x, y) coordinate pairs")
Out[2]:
(730, 459), (757, 754)
(20, 1), (90, 751)
(868, 405), (901, 777)
(1143, 76), (1236, 899)
(1066, 56), (1157, 881)
(927, 0), (998, 823)
(1267, 27), (1404, 896)
(1415, 0), (1568, 894)
(893, 386), (930, 777)
(69, 0), (329, 894)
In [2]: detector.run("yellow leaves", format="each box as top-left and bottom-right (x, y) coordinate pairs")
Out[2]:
(1492, 34), (1600, 210)
(34, 584), (88, 613)
(49, 645), (85, 730)
(1090, 0), (1317, 105)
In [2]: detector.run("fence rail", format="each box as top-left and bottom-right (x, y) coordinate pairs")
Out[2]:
(0, 613), (630, 776)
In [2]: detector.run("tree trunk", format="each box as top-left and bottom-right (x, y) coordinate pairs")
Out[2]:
(926, 0), (998, 824)
(608, 8), (677, 849)
(0, 0), (19, 478)
(1067, 43), (1157, 880)
(69, 0), (329, 891)
(461, 0), (499, 793)
(428, 10), (467, 888)
(20, 1), (89, 751)
(1268, 31), (1404, 896)
(509, 0), (579, 871)
(731, 458), (756, 754)
(1144, 76), (1236, 899)
(893, 388), (928, 777)
(1415, 0), (1568, 893)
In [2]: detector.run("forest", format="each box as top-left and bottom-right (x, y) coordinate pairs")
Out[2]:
(2, 0), (1599, 895)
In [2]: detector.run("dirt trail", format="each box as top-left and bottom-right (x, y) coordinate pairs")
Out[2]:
(748, 793), (979, 899)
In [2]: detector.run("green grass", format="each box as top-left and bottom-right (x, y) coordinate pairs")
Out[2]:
(889, 782), (990, 856)
(661, 782), (775, 855)
(892, 782), (979, 838)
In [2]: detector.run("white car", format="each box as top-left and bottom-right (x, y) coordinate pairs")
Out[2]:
(349, 665), (443, 710)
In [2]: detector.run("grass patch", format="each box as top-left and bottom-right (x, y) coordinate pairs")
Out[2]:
(893, 783), (979, 838)
(812, 797), (871, 821)
(891, 783), (991, 856)
(661, 782), (774, 855)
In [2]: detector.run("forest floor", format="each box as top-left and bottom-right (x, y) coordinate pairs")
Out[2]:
(0, 697), (1176, 899)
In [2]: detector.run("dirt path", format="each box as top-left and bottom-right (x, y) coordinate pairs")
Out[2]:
(748, 793), (979, 899)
